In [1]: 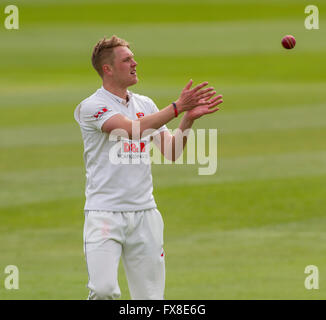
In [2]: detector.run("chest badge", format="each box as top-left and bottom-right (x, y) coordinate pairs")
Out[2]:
(136, 112), (144, 119)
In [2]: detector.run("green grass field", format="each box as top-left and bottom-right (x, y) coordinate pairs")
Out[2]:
(1, 0), (326, 299)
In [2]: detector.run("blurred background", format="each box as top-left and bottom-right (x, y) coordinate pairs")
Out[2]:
(0, 0), (325, 299)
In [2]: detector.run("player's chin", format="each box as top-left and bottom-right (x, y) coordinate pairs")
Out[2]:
(129, 76), (138, 85)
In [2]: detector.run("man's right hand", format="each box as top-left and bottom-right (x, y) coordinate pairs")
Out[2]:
(175, 80), (216, 113)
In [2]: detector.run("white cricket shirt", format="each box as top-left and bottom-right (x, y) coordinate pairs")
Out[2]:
(74, 86), (168, 212)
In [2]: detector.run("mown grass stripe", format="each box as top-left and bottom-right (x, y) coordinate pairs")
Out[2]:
(1, 150), (325, 208)
(1, 104), (325, 147)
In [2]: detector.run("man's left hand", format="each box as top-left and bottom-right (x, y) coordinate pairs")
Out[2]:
(185, 94), (223, 121)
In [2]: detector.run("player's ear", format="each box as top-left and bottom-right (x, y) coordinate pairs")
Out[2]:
(102, 64), (112, 76)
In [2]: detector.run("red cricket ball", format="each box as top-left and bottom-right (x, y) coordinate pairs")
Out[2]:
(282, 35), (296, 49)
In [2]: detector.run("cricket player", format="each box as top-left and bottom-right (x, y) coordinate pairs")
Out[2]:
(74, 35), (223, 300)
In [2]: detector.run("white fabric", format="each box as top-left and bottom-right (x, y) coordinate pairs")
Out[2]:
(74, 86), (168, 212)
(84, 208), (165, 300)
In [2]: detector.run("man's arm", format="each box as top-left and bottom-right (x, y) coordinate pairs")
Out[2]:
(152, 115), (194, 162)
(153, 93), (223, 162)
(101, 80), (214, 139)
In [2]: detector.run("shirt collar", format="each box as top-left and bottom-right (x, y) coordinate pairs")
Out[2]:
(100, 86), (132, 106)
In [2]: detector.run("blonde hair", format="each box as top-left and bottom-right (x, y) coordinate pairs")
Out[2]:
(91, 35), (130, 77)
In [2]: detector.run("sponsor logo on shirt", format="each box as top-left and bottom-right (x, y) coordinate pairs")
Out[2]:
(93, 107), (111, 119)
(136, 112), (144, 119)
(116, 140), (149, 161)
(123, 142), (146, 153)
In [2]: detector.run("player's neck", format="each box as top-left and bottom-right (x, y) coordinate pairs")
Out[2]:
(102, 82), (128, 101)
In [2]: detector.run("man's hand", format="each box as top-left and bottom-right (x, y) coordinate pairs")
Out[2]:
(175, 80), (216, 113)
(184, 94), (223, 121)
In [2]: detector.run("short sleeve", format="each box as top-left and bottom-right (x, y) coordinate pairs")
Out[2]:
(78, 102), (119, 131)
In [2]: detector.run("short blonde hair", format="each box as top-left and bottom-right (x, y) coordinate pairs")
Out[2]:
(91, 35), (130, 78)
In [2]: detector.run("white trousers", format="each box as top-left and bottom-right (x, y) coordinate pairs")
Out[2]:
(83, 208), (165, 300)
